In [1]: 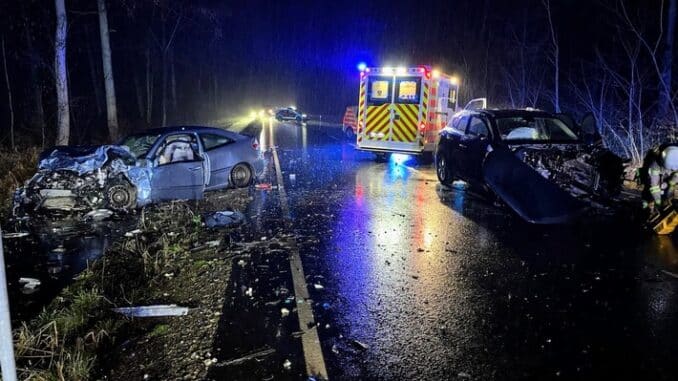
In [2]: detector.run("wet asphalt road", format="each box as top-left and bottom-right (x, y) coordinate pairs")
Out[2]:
(258, 119), (678, 380)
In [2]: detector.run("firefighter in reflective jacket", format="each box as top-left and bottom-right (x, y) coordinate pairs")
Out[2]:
(641, 144), (678, 212)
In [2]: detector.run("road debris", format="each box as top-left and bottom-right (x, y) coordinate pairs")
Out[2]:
(112, 304), (189, 317)
(283, 359), (292, 370)
(84, 208), (114, 221)
(204, 210), (245, 228)
(216, 348), (277, 367)
(281, 307), (290, 317)
(351, 339), (369, 350)
(19, 277), (41, 294)
(2, 231), (29, 239)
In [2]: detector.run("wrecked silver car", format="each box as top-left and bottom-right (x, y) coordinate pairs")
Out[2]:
(435, 110), (625, 224)
(14, 126), (264, 215)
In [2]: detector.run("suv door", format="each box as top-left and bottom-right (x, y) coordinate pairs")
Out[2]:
(150, 133), (206, 201)
(457, 115), (491, 182)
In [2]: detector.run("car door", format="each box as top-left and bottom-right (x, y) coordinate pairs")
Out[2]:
(447, 114), (469, 174)
(150, 133), (206, 201)
(199, 132), (235, 190)
(456, 115), (491, 182)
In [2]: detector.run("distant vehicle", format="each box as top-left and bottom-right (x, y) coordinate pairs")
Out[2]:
(274, 107), (308, 124)
(435, 109), (624, 224)
(13, 126), (264, 215)
(356, 65), (459, 158)
(342, 106), (358, 139)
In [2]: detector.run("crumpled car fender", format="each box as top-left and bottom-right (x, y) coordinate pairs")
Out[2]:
(482, 147), (587, 224)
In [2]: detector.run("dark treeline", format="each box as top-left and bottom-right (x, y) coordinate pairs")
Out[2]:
(0, 0), (675, 162)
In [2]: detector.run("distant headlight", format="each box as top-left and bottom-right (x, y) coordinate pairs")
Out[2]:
(301, 113), (307, 118)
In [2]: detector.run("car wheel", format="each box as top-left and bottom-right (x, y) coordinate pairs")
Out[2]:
(231, 163), (253, 188)
(105, 180), (136, 211)
(436, 151), (454, 186)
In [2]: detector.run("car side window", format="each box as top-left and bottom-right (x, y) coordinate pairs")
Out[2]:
(466, 116), (490, 138)
(450, 115), (469, 132)
(201, 133), (233, 150)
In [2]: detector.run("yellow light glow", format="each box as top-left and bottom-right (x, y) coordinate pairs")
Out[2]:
(450, 76), (459, 85)
(383, 67), (394, 75)
(432, 70), (440, 79)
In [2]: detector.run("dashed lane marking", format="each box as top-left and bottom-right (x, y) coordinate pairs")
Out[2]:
(269, 124), (329, 380)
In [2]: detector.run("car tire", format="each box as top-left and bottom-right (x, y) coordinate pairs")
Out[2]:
(105, 179), (137, 211)
(436, 151), (454, 186)
(231, 163), (253, 188)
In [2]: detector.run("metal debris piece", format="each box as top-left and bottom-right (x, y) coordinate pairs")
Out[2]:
(351, 339), (369, 350)
(19, 277), (41, 294)
(84, 209), (113, 221)
(216, 347), (276, 367)
(124, 229), (142, 237)
(1, 232), (29, 239)
(283, 359), (292, 370)
(112, 304), (189, 317)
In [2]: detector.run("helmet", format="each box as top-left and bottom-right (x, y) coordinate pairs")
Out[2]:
(662, 145), (678, 171)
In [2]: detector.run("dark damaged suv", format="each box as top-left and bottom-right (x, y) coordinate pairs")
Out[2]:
(435, 109), (625, 224)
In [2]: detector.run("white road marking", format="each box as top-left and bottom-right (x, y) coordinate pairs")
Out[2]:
(269, 124), (329, 380)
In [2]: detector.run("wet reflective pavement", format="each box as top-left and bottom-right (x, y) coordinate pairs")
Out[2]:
(3, 119), (678, 380)
(262, 120), (678, 379)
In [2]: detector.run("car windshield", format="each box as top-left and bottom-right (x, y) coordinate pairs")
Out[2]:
(120, 133), (161, 158)
(495, 116), (579, 142)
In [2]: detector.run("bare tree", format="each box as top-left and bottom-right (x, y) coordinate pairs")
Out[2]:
(97, 0), (119, 141)
(1, 36), (15, 150)
(54, 0), (69, 145)
(659, 0), (677, 120)
(543, 0), (560, 113)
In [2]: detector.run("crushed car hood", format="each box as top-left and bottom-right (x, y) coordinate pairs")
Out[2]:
(39, 145), (136, 175)
(483, 146), (588, 224)
(481, 142), (624, 224)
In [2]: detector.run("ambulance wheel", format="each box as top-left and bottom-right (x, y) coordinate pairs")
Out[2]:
(436, 151), (454, 186)
(375, 153), (391, 162)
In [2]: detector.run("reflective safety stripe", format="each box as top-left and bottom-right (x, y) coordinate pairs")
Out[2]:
(392, 104), (419, 142)
(650, 185), (662, 193)
(649, 168), (662, 175)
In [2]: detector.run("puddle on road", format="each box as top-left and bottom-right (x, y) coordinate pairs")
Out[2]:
(3, 214), (137, 320)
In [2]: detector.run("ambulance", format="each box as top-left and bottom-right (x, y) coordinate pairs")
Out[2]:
(356, 65), (459, 156)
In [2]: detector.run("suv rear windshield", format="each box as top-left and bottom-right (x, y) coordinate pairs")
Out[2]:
(496, 116), (579, 142)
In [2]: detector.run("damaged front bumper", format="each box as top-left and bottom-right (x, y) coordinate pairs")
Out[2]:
(482, 144), (624, 224)
(13, 145), (152, 216)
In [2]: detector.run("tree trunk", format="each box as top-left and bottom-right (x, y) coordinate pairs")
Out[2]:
(161, 16), (167, 127)
(54, 0), (69, 145)
(133, 70), (144, 120)
(97, 0), (119, 141)
(544, 0), (560, 113)
(84, 25), (104, 116)
(145, 44), (153, 126)
(23, 24), (46, 145)
(170, 47), (177, 113)
(659, 0), (677, 120)
(1, 37), (15, 151)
